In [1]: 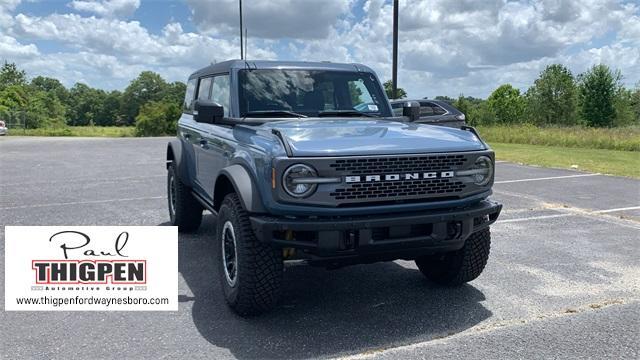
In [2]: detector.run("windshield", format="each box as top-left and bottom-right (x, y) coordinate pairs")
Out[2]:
(238, 69), (391, 118)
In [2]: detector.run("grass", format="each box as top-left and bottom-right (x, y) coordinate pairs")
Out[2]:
(477, 124), (640, 152)
(490, 142), (640, 178)
(7, 126), (136, 137)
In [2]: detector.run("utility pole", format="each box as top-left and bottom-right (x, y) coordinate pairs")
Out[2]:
(239, 0), (244, 59)
(392, 0), (398, 99)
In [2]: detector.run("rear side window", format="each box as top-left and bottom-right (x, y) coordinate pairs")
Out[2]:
(432, 104), (446, 115)
(183, 78), (197, 112)
(419, 102), (434, 116)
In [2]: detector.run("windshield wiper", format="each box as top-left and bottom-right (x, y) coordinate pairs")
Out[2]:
(317, 110), (377, 118)
(243, 110), (307, 118)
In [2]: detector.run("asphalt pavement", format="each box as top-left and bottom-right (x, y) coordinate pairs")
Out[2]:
(1, 136), (639, 359)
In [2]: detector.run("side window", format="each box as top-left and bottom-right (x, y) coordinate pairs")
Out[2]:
(211, 75), (230, 116)
(198, 77), (213, 100)
(419, 102), (434, 116)
(432, 104), (446, 115)
(183, 78), (197, 112)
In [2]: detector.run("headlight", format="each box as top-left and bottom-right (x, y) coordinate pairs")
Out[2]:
(282, 164), (318, 198)
(471, 156), (493, 186)
(456, 156), (493, 186)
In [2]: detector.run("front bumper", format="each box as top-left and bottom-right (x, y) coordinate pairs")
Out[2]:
(250, 200), (502, 265)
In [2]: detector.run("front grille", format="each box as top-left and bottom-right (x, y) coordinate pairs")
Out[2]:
(329, 154), (466, 174)
(327, 154), (470, 204)
(330, 178), (466, 200)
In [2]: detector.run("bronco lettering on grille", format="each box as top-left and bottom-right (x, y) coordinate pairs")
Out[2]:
(345, 172), (454, 183)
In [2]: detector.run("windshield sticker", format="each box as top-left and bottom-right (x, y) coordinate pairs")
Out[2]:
(368, 104), (378, 111)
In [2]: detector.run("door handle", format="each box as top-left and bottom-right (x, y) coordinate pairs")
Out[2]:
(182, 132), (191, 140)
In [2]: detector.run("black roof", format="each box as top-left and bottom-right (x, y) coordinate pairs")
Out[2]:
(389, 99), (462, 113)
(189, 59), (376, 79)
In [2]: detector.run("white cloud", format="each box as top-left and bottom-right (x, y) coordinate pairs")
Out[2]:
(0, 33), (39, 59)
(186, 0), (350, 39)
(68, 0), (140, 18)
(290, 0), (640, 98)
(0, 0), (21, 28)
(1, 0), (638, 97)
(8, 10), (276, 88)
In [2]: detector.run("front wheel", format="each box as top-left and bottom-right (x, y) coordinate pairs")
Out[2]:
(415, 228), (491, 286)
(217, 193), (283, 316)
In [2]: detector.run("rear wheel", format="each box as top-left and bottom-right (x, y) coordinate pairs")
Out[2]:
(167, 163), (203, 232)
(217, 193), (283, 316)
(415, 228), (491, 286)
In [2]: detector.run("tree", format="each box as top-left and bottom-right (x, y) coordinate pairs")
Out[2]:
(0, 85), (28, 111)
(613, 88), (636, 127)
(135, 100), (181, 136)
(122, 71), (168, 124)
(578, 64), (621, 127)
(96, 90), (123, 126)
(525, 64), (577, 125)
(631, 83), (640, 124)
(0, 62), (27, 91)
(25, 90), (66, 128)
(383, 80), (407, 99)
(160, 81), (187, 107)
(487, 84), (525, 124)
(30, 76), (69, 104)
(68, 83), (105, 126)
(434, 95), (455, 103)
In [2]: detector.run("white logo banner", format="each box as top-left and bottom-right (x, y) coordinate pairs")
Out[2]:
(5, 226), (178, 311)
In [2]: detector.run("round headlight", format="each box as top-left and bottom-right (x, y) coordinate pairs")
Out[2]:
(282, 164), (318, 198)
(472, 156), (493, 186)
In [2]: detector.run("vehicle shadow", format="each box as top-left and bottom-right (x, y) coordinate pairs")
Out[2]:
(170, 215), (491, 359)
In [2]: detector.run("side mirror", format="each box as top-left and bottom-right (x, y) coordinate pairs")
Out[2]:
(194, 100), (224, 124)
(402, 101), (420, 121)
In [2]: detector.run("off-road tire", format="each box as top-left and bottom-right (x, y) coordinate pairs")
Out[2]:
(167, 163), (203, 232)
(415, 228), (491, 286)
(217, 193), (283, 316)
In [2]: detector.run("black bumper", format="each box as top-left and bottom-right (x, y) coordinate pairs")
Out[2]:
(250, 200), (502, 264)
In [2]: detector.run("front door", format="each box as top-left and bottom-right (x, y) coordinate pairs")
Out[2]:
(194, 74), (231, 200)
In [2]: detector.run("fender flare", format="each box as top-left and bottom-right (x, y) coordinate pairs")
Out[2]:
(217, 164), (266, 213)
(166, 139), (192, 186)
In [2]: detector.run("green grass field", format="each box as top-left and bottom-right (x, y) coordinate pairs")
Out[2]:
(7, 126), (136, 137)
(490, 143), (639, 178)
(477, 124), (640, 151)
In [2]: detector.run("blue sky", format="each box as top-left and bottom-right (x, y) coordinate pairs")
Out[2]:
(1, 0), (639, 98)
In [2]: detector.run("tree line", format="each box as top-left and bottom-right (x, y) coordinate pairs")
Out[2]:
(0, 62), (184, 135)
(399, 64), (639, 128)
(1, 62), (638, 137)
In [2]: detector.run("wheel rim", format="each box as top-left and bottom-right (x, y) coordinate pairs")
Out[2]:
(221, 220), (238, 287)
(168, 173), (176, 217)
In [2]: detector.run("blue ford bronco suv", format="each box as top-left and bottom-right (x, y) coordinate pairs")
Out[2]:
(166, 60), (502, 316)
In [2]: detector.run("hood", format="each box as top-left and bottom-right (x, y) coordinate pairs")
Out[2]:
(260, 119), (486, 157)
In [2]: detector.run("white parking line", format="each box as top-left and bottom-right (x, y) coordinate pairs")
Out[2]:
(498, 213), (575, 223)
(495, 173), (600, 184)
(0, 175), (166, 187)
(0, 196), (165, 210)
(593, 206), (640, 214)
